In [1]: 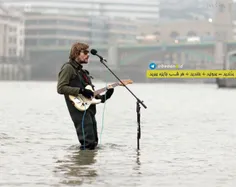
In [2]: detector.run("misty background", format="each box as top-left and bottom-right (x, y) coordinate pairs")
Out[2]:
(0, 0), (236, 83)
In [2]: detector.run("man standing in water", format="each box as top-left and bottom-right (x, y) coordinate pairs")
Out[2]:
(57, 42), (114, 150)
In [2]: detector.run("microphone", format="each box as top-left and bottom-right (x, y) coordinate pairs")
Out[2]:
(90, 49), (107, 62)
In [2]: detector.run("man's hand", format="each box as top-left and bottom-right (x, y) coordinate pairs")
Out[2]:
(79, 88), (94, 98)
(100, 88), (114, 103)
(107, 84), (113, 89)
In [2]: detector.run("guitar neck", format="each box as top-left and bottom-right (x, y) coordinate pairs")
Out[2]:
(94, 82), (119, 96)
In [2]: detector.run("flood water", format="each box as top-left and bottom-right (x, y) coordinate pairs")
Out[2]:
(1, 81), (236, 187)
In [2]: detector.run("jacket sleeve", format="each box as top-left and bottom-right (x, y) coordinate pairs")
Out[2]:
(57, 64), (81, 96)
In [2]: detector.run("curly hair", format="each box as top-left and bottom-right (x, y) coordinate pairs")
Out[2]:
(69, 42), (89, 60)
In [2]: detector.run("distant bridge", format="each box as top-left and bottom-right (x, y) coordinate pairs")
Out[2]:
(27, 41), (236, 81)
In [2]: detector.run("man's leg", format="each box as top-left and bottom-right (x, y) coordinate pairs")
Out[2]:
(72, 110), (98, 150)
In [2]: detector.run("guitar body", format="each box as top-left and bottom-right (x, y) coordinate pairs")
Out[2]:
(68, 79), (133, 111)
(69, 85), (101, 111)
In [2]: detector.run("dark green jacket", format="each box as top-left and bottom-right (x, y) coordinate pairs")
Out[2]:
(57, 60), (89, 95)
(57, 60), (96, 115)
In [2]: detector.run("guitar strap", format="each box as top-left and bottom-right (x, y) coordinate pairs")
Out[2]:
(80, 70), (96, 91)
(66, 61), (95, 90)
(77, 69), (90, 87)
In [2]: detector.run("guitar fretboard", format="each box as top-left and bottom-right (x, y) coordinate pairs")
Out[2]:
(94, 82), (119, 96)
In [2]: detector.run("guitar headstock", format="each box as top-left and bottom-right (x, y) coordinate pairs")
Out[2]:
(118, 79), (133, 86)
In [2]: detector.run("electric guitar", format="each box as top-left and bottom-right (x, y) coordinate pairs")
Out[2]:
(69, 79), (133, 111)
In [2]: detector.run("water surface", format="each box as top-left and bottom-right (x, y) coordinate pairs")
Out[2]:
(1, 81), (236, 187)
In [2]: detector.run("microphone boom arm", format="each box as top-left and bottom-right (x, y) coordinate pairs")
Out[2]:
(99, 58), (146, 109)
(90, 49), (147, 151)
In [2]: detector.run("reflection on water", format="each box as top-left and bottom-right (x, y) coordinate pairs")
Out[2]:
(54, 147), (98, 186)
(136, 150), (141, 166)
(133, 150), (142, 175)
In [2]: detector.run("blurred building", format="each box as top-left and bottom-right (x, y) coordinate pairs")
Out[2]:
(0, 0), (158, 48)
(137, 0), (214, 43)
(213, 0), (234, 41)
(159, 0), (213, 21)
(230, 0), (236, 40)
(0, 0), (160, 21)
(234, 20), (236, 40)
(136, 19), (214, 44)
(0, 6), (25, 57)
(23, 12), (137, 49)
(137, 0), (236, 43)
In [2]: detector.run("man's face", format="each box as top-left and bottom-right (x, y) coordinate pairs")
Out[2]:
(76, 49), (89, 64)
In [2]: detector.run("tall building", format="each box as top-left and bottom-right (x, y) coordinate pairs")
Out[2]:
(213, 0), (234, 41)
(159, 0), (213, 21)
(0, 6), (25, 57)
(23, 12), (137, 49)
(231, 1), (236, 40)
(0, 0), (160, 20)
(137, 0), (236, 43)
(0, 0), (159, 48)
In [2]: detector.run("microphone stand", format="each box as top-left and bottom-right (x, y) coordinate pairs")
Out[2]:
(98, 57), (147, 150)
